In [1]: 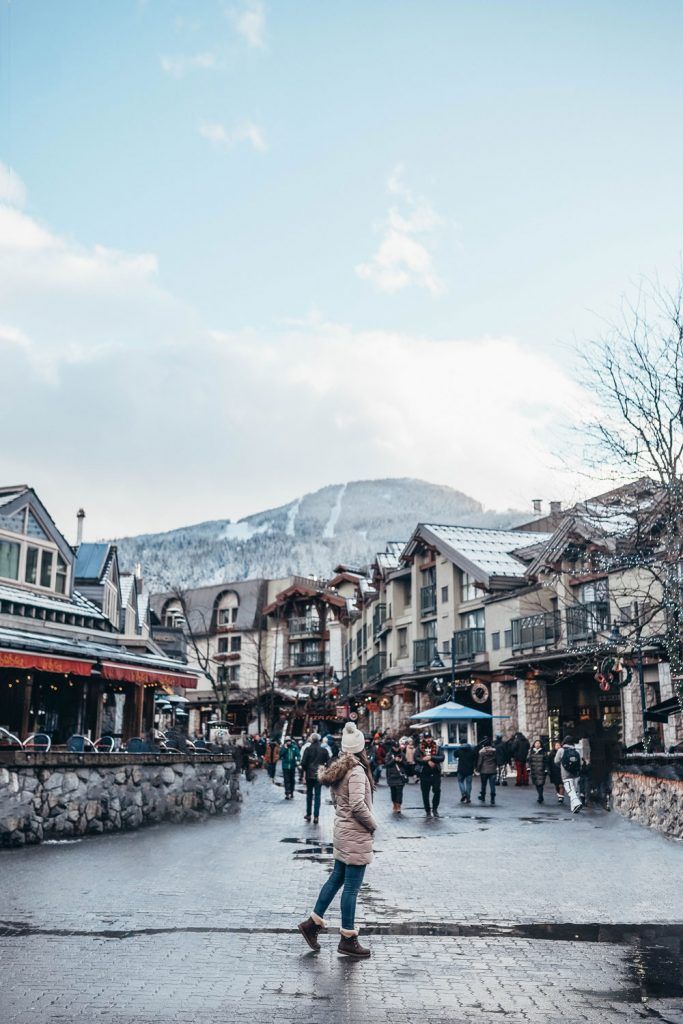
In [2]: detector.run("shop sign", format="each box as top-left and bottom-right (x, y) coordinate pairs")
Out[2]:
(335, 705), (349, 719)
(366, 701), (379, 712)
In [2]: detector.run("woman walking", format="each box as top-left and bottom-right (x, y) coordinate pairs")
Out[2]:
(298, 722), (377, 958)
(527, 739), (547, 803)
(548, 741), (565, 804)
(385, 742), (407, 813)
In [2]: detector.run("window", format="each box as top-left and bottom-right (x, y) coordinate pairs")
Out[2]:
(40, 549), (53, 588)
(362, 624), (368, 649)
(423, 619), (437, 639)
(441, 586), (449, 603)
(219, 609), (231, 625)
(218, 637), (229, 653)
(491, 631), (500, 651)
(398, 627), (408, 658)
(230, 635), (241, 653)
(422, 565), (436, 585)
(0, 539), (20, 580)
(504, 629), (512, 648)
(229, 665), (240, 683)
(25, 546), (39, 584)
(461, 608), (484, 629)
(443, 640), (451, 655)
(55, 556), (67, 595)
(461, 572), (478, 602)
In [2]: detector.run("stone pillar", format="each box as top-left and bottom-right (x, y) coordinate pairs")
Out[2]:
(621, 678), (643, 748)
(658, 662), (683, 748)
(491, 681), (517, 737)
(517, 677), (548, 741)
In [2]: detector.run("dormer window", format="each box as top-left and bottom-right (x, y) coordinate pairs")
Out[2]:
(55, 556), (67, 595)
(25, 547), (39, 584)
(40, 550), (53, 588)
(0, 539), (20, 580)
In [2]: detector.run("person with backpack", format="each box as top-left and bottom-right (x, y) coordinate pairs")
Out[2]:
(454, 741), (477, 804)
(554, 735), (583, 813)
(527, 739), (547, 804)
(384, 743), (407, 813)
(301, 733), (330, 824)
(476, 737), (498, 806)
(494, 734), (510, 786)
(548, 741), (565, 804)
(263, 738), (280, 782)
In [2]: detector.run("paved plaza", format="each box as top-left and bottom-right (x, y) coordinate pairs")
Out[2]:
(1, 771), (682, 1023)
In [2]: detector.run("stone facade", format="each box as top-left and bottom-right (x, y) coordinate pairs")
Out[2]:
(612, 761), (683, 839)
(0, 752), (239, 848)
(516, 678), (548, 740)
(491, 681), (518, 736)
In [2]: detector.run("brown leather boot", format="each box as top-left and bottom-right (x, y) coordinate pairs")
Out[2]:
(298, 916), (323, 952)
(338, 934), (371, 958)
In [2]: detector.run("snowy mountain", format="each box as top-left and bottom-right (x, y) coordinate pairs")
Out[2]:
(110, 478), (529, 590)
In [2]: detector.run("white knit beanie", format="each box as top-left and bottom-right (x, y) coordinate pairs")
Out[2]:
(341, 722), (365, 754)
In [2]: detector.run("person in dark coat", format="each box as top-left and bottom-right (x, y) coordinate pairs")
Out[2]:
(301, 734), (330, 823)
(280, 736), (300, 799)
(454, 742), (477, 804)
(589, 723), (612, 808)
(548, 741), (565, 803)
(415, 731), (444, 817)
(527, 739), (547, 803)
(494, 734), (510, 786)
(510, 731), (530, 786)
(384, 744), (407, 813)
(476, 737), (498, 805)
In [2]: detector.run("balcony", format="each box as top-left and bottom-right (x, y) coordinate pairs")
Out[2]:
(366, 651), (387, 682)
(372, 603), (388, 637)
(511, 612), (561, 651)
(414, 636), (437, 669)
(566, 601), (610, 643)
(288, 617), (322, 636)
(290, 649), (325, 668)
(453, 627), (486, 662)
(420, 585), (437, 617)
(349, 666), (367, 693)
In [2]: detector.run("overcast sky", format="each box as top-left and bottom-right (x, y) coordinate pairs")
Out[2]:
(2, 0), (683, 541)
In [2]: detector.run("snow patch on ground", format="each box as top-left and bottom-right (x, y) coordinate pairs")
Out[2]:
(285, 498), (301, 537)
(221, 520), (271, 541)
(322, 483), (346, 539)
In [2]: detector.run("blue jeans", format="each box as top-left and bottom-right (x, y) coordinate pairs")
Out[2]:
(480, 773), (496, 800)
(313, 859), (366, 931)
(458, 773), (472, 799)
(306, 781), (322, 818)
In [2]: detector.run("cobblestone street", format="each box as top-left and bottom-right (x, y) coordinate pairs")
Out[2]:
(1, 771), (682, 1023)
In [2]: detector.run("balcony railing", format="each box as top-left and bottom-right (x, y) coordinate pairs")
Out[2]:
(366, 651), (387, 682)
(566, 601), (610, 643)
(420, 584), (437, 617)
(290, 649), (324, 668)
(288, 617), (322, 636)
(349, 666), (367, 693)
(372, 603), (388, 637)
(414, 636), (437, 669)
(511, 612), (561, 651)
(453, 627), (486, 662)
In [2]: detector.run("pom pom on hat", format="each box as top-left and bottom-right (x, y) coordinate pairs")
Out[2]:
(341, 721), (365, 754)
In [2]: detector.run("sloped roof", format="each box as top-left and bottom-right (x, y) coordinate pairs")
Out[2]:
(0, 580), (106, 619)
(0, 486), (73, 561)
(119, 575), (136, 608)
(376, 541), (407, 572)
(403, 524), (552, 587)
(151, 578), (268, 633)
(74, 542), (113, 582)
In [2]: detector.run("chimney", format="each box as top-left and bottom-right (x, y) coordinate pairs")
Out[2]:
(532, 499), (542, 515)
(76, 508), (86, 545)
(549, 501), (562, 514)
(134, 562), (142, 579)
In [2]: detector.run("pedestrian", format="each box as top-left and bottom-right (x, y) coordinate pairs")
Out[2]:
(280, 736), (300, 799)
(415, 730), (444, 817)
(527, 739), (547, 803)
(494, 734), (510, 786)
(298, 722), (376, 959)
(301, 733), (330, 824)
(263, 738), (280, 782)
(384, 743), (407, 813)
(554, 735), (583, 813)
(510, 731), (530, 786)
(548, 741), (565, 804)
(324, 733), (339, 760)
(454, 741), (477, 804)
(476, 736), (498, 805)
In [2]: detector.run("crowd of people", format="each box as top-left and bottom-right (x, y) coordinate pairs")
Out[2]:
(248, 723), (619, 818)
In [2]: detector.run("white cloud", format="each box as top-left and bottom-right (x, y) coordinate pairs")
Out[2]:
(230, 0), (266, 48)
(199, 120), (267, 152)
(0, 162), (27, 207)
(160, 52), (218, 77)
(356, 165), (444, 294)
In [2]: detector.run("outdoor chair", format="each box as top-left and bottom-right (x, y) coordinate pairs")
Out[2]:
(193, 739), (210, 751)
(23, 733), (51, 752)
(66, 734), (97, 753)
(0, 727), (22, 748)
(94, 735), (116, 752)
(125, 737), (146, 753)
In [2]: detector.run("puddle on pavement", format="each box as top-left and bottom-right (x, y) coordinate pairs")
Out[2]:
(631, 939), (683, 998)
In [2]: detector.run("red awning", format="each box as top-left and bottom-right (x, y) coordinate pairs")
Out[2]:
(0, 650), (93, 676)
(101, 662), (198, 689)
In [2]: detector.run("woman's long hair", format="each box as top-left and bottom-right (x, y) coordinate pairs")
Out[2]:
(354, 748), (376, 791)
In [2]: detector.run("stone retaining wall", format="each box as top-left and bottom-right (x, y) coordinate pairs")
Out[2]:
(612, 757), (683, 840)
(0, 752), (240, 847)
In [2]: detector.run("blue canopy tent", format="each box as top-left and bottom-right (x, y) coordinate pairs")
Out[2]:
(410, 701), (510, 773)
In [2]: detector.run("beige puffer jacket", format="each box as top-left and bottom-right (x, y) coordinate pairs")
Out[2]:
(319, 753), (377, 866)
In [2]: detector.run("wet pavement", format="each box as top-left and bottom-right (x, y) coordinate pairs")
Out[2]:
(0, 770), (681, 1022)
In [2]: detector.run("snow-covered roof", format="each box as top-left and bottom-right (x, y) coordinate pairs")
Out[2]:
(119, 575), (136, 608)
(0, 580), (106, 619)
(376, 541), (407, 572)
(408, 524), (552, 585)
(74, 542), (112, 582)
